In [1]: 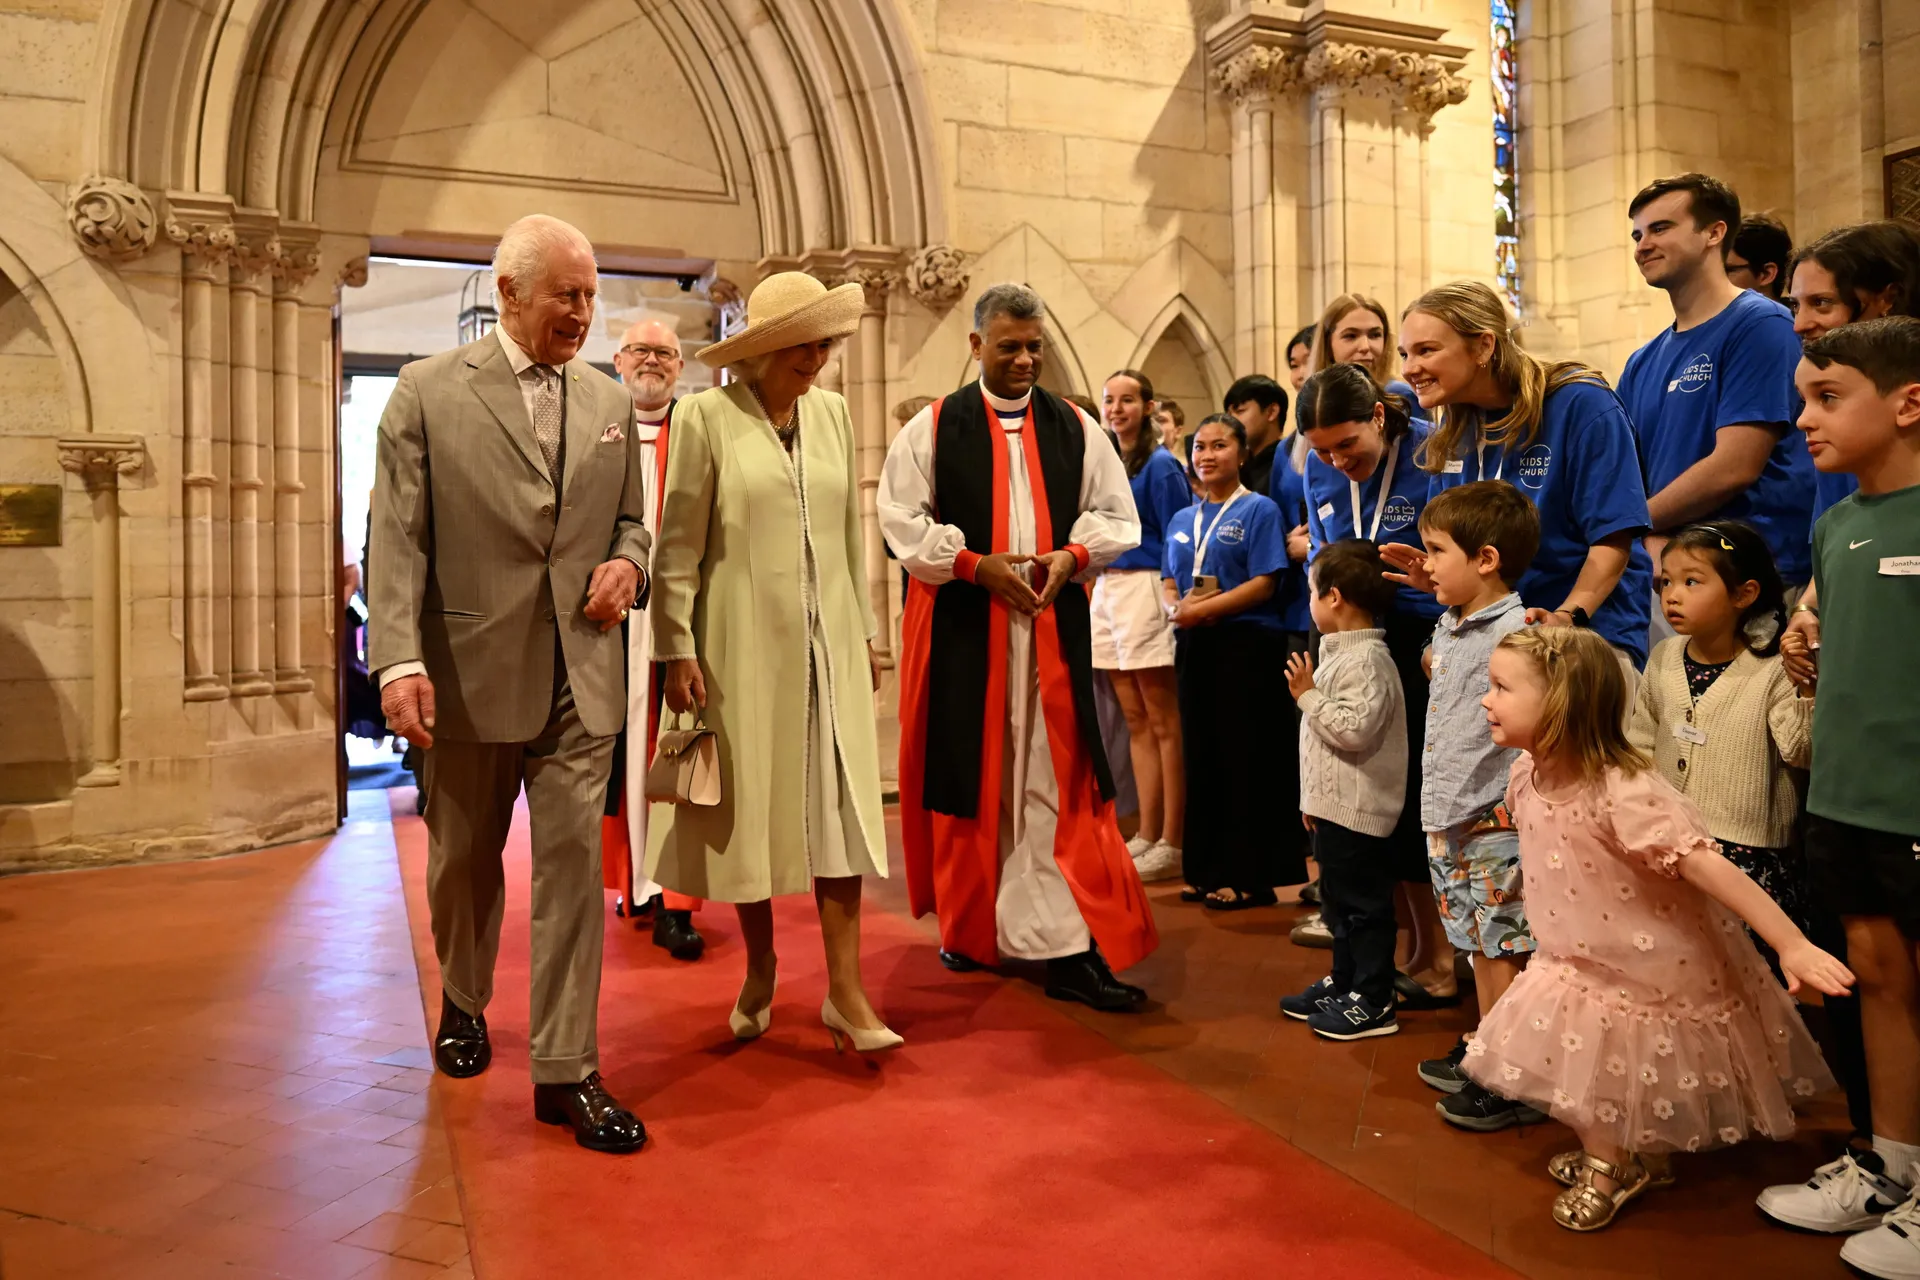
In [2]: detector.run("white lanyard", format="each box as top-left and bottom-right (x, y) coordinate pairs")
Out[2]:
(1192, 485), (1249, 577)
(1477, 425), (1505, 482)
(1348, 439), (1401, 542)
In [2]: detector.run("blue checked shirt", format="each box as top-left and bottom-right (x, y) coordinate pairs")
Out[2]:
(1422, 592), (1528, 832)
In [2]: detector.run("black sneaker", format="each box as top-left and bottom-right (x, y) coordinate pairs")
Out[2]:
(1417, 1036), (1471, 1094)
(1280, 976), (1338, 1021)
(1307, 991), (1399, 1041)
(1437, 1079), (1546, 1131)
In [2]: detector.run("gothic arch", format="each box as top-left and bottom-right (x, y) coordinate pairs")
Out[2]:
(89, 0), (946, 258)
(1129, 295), (1232, 412)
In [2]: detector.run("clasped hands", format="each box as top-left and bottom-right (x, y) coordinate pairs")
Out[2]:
(972, 550), (1080, 617)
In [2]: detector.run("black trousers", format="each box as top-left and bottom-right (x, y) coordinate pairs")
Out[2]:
(1314, 818), (1400, 1010)
(1176, 623), (1304, 892)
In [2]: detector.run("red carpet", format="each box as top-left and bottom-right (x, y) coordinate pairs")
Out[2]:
(389, 793), (1520, 1279)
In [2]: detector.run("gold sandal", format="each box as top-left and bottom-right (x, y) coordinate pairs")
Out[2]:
(1552, 1153), (1652, 1232)
(1549, 1149), (1674, 1190)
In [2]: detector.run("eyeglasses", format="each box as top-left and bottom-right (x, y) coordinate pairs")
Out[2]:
(620, 344), (681, 363)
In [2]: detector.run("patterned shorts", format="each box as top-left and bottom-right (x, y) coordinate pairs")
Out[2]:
(1427, 812), (1535, 959)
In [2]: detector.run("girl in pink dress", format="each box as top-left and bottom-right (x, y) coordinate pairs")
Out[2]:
(1467, 625), (1853, 1232)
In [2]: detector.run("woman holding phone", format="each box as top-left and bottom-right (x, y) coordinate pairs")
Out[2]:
(1163, 414), (1298, 909)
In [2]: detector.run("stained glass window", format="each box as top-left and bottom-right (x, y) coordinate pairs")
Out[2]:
(1491, 0), (1520, 317)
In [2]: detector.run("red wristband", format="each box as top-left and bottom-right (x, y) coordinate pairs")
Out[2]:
(954, 549), (983, 584)
(1065, 544), (1091, 574)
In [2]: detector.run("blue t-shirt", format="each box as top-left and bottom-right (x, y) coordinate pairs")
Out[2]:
(1111, 446), (1193, 573)
(1617, 290), (1814, 581)
(1303, 423), (1444, 620)
(1428, 380), (1656, 665)
(1163, 492), (1289, 630)
(1266, 439), (1313, 631)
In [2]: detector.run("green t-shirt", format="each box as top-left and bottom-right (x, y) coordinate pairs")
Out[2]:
(1810, 482), (1920, 835)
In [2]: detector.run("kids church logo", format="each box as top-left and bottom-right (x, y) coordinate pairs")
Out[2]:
(1516, 444), (1552, 490)
(1667, 354), (1714, 394)
(1381, 495), (1418, 533)
(1216, 521), (1246, 545)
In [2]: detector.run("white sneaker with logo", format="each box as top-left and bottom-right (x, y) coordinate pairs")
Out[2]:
(1841, 1192), (1920, 1279)
(1134, 842), (1182, 883)
(1125, 834), (1153, 861)
(1756, 1151), (1911, 1234)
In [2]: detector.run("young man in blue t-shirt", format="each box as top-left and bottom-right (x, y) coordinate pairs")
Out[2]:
(1617, 173), (1814, 591)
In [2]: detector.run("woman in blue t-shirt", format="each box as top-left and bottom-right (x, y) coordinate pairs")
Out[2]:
(1382, 281), (1654, 670)
(1092, 368), (1193, 883)
(1309, 294), (1430, 424)
(1296, 364), (1456, 1004)
(1163, 414), (1300, 910)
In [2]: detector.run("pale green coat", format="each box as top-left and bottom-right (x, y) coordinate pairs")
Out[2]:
(644, 382), (887, 901)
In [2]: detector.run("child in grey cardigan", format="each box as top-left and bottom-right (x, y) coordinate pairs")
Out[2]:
(1283, 540), (1407, 1041)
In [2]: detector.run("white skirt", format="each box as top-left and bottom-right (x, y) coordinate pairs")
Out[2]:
(1089, 569), (1175, 671)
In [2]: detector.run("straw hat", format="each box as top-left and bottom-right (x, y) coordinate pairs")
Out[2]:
(696, 271), (865, 367)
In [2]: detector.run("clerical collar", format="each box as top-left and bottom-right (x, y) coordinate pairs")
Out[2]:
(635, 403), (670, 426)
(981, 384), (1032, 415)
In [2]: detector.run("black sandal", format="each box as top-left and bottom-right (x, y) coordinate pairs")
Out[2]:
(1202, 887), (1280, 912)
(1392, 971), (1463, 1010)
(1178, 886), (1207, 903)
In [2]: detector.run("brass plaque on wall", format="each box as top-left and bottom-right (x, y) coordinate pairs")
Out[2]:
(0, 484), (62, 546)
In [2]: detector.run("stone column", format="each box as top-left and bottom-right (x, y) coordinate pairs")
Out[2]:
(56, 436), (147, 786)
(271, 232), (320, 694)
(1208, 5), (1468, 362)
(166, 195), (238, 703)
(228, 214), (276, 697)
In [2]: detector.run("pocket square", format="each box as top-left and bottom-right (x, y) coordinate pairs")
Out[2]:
(600, 423), (625, 443)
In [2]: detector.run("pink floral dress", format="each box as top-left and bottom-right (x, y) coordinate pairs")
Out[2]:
(1461, 757), (1834, 1155)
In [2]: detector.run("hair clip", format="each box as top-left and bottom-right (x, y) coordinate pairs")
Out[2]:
(1718, 535), (1736, 551)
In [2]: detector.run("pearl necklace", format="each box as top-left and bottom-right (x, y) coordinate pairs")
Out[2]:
(748, 382), (798, 444)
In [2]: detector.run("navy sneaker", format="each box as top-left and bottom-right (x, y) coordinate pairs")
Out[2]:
(1280, 976), (1338, 1021)
(1436, 1079), (1547, 1131)
(1417, 1035), (1471, 1094)
(1308, 992), (1399, 1041)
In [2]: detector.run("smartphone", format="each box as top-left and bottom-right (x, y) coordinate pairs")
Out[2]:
(1193, 574), (1220, 597)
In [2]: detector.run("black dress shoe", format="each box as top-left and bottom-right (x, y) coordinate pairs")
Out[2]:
(533, 1072), (647, 1154)
(434, 993), (490, 1078)
(651, 908), (704, 961)
(1044, 950), (1143, 1012)
(938, 949), (985, 973)
(1087, 940), (1146, 1002)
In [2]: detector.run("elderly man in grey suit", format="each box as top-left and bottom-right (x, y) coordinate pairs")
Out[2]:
(369, 213), (649, 1154)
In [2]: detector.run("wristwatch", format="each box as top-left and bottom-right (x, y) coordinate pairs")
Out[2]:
(1568, 606), (1592, 629)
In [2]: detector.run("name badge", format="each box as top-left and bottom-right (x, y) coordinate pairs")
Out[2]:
(1672, 722), (1708, 746)
(1316, 501), (1335, 520)
(1881, 556), (1920, 576)
(1442, 459), (1465, 474)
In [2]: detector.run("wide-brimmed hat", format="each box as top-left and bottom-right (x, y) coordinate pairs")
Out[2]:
(696, 271), (865, 367)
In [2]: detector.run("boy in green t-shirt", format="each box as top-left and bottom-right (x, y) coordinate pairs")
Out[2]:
(1761, 316), (1920, 1279)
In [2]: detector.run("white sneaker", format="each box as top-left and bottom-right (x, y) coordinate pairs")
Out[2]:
(1841, 1193), (1920, 1279)
(1757, 1150), (1911, 1234)
(1134, 842), (1182, 883)
(1125, 834), (1153, 860)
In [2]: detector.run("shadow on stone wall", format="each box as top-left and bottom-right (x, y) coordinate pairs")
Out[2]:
(0, 603), (75, 803)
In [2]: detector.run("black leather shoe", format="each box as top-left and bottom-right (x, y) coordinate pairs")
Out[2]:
(1044, 950), (1142, 1012)
(1087, 941), (1146, 1003)
(434, 993), (490, 1078)
(651, 908), (704, 961)
(938, 949), (984, 973)
(533, 1072), (647, 1154)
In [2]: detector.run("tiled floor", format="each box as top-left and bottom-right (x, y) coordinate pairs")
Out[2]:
(0, 790), (1859, 1279)
(0, 791), (467, 1280)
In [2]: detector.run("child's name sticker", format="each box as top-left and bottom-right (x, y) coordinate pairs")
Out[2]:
(1880, 556), (1920, 576)
(1442, 460), (1465, 474)
(1672, 722), (1708, 745)
(1316, 501), (1335, 520)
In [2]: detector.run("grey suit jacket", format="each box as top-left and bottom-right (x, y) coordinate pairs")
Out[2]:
(368, 334), (649, 742)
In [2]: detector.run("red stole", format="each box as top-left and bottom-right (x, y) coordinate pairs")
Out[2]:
(897, 391), (1157, 970)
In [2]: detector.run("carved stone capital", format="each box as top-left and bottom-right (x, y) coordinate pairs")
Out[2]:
(905, 244), (970, 310)
(1303, 42), (1469, 118)
(230, 210), (282, 283)
(1211, 46), (1301, 110)
(273, 240), (322, 292)
(57, 435), (146, 491)
(337, 256), (369, 289)
(163, 193), (239, 272)
(1205, 4), (1469, 123)
(66, 178), (159, 264)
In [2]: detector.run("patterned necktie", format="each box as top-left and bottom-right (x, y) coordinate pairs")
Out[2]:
(531, 364), (562, 481)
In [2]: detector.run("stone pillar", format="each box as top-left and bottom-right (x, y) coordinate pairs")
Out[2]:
(271, 231), (320, 694)
(1208, 5), (1469, 363)
(55, 435), (147, 787)
(166, 195), (238, 703)
(228, 214), (276, 698)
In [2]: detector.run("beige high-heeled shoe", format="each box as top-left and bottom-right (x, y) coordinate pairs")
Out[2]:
(729, 959), (777, 1040)
(821, 996), (902, 1055)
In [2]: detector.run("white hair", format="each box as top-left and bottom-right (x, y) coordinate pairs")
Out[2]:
(492, 214), (595, 303)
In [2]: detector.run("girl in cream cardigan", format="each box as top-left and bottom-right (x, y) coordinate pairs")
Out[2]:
(1629, 522), (1812, 966)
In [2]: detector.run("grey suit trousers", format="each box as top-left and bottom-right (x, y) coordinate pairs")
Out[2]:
(421, 656), (614, 1085)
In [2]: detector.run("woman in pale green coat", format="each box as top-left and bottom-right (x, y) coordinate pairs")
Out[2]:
(648, 272), (900, 1054)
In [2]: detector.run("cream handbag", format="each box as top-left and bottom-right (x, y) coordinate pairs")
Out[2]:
(644, 716), (720, 806)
